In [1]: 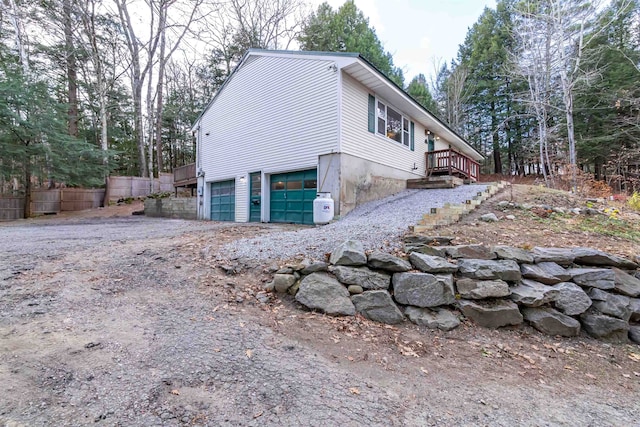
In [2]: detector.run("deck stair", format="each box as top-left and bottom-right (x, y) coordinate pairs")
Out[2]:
(406, 176), (463, 190)
(411, 181), (508, 233)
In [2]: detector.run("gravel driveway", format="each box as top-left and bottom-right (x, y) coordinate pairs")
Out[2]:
(1, 214), (639, 426)
(225, 185), (488, 261)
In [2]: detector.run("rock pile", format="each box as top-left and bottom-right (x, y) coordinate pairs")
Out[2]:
(267, 238), (640, 344)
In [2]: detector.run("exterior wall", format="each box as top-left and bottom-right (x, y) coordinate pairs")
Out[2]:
(341, 73), (427, 176)
(198, 55), (340, 221)
(318, 153), (342, 215)
(340, 73), (451, 175)
(144, 197), (197, 220)
(338, 152), (416, 216)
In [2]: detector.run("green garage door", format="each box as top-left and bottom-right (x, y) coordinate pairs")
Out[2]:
(210, 180), (235, 221)
(270, 169), (317, 224)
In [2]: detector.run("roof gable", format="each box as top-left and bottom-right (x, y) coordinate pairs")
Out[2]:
(193, 49), (483, 161)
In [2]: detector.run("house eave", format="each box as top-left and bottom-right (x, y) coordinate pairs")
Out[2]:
(341, 59), (484, 162)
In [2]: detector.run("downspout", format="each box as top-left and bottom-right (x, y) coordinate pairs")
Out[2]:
(195, 124), (204, 220)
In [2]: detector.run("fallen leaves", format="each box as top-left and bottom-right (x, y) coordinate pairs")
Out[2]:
(170, 389), (180, 395)
(245, 349), (253, 359)
(348, 387), (360, 395)
(628, 352), (640, 362)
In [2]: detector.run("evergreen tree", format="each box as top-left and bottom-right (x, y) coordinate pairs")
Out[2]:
(0, 62), (113, 216)
(407, 74), (438, 113)
(298, 0), (405, 86)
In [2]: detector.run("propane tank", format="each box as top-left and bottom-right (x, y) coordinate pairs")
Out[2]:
(313, 192), (334, 225)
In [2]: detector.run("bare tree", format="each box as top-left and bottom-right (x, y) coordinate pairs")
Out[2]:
(115, 0), (161, 177)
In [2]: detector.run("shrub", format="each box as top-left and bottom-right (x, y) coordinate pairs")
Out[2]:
(629, 192), (640, 211)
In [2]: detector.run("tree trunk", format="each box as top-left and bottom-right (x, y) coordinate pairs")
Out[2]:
(24, 157), (31, 218)
(155, 3), (168, 174)
(63, 0), (79, 138)
(490, 101), (502, 174)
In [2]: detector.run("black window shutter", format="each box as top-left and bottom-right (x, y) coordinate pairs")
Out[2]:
(410, 121), (415, 151)
(367, 94), (375, 133)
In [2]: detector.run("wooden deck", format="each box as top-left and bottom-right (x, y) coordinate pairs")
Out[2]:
(173, 163), (197, 188)
(426, 148), (480, 182)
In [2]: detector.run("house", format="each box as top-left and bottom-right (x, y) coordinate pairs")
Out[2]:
(193, 49), (483, 224)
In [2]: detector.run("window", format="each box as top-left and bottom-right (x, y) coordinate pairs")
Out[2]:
(376, 100), (410, 147)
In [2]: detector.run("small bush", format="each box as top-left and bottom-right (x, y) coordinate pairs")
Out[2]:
(629, 192), (640, 211)
(147, 192), (172, 200)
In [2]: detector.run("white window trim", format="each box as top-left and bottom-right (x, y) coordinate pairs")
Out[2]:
(375, 98), (411, 148)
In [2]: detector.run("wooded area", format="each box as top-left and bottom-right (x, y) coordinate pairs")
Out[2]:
(1, 0), (639, 213)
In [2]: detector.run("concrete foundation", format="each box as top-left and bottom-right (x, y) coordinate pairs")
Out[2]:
(332, 152), (422, 217)
(144, 197), (197, 220)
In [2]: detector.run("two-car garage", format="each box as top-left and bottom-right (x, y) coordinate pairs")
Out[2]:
(209, 168), (317, 225)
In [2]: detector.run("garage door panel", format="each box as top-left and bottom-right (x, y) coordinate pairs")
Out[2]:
(211, 180), (235, 222)
(270, 169), (316, 225)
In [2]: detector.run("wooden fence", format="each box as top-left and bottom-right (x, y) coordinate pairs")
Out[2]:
(1, 173), (173, 220)
(0, 197), (25, 221)
(106, 173), (173, 202)
(0, 188), (105, 220)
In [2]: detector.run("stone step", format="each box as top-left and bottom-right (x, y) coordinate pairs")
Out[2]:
(412, 181), (509, 232)
(406, 176), (464, 190)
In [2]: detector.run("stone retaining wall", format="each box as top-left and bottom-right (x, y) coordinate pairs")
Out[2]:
(144, 197), (196, 220)
(268, 238), (640, 344)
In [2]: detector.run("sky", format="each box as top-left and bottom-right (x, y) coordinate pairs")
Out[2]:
(311, 0), (497, 82)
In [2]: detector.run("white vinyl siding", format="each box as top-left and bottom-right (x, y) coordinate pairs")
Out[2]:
(199, 55), (339, 221)
(341, 73), (426, 175)
(236, 176), (248, 222)
(341, 74), (449, 174)
(341, 74), (427, 178)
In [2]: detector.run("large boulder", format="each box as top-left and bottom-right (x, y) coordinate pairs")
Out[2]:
(630, 298), (640, 322)
(392, 272), (455, 308)
(580, 309), (629, 343)
(492, 245), (534, 264)
(409, 252), (458, 274)
(571, 247), (638, 269)
(629, 325), (640, 344)
(404, 244), (448, 257)
(455, 278), (511, 300)
(273, 274), (297, 293)
(457, 259), (521, 281)
(404, 235), (454, 247)
(330, 266), (390, 290)
(480, 213), (499, 222)
(611, 267), (640, 297)
(567, 268), (615, 290)
(521, 262), (570, 285)
(301, 261), (329, 275)
(404, 306), (460, 331)
(521, 307), (580, 337)
(367, 252), (412, 272)
(509, 279), (559, 307)
(329, 240), (367, 266)
(351, 290), (404, 324)
(588, 291), (631, 321)
(532, 247), (575, 265)
(295, 273), (355, 316)
(458, 300), (523, 328)
(445, 245), (496, 260)
(552, 282), (592, 316)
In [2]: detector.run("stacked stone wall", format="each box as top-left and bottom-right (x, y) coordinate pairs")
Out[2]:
(268, 238), (640, 344)
(144, 197), (196, 220)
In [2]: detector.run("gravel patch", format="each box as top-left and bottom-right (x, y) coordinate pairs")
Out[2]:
(224, 185), (487, 261)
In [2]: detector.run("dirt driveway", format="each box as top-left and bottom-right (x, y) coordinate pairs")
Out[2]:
(1, 214), (639, 426)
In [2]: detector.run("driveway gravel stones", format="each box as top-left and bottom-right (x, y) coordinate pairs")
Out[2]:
(224, 186), (488, 261)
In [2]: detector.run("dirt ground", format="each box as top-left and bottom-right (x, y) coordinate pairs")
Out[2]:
(434, 184), (640, 260)
(1, 190), (639, 426)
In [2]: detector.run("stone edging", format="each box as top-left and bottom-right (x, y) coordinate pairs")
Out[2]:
(412, 181), (508, 233)
(267, 238), (640, 344)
